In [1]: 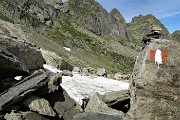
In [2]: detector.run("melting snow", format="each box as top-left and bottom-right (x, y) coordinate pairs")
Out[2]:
(14, 76), (22, 81)
(43, 64), (62, 75)
(63, 47), (71, 51)
(43, 64), (129, 105)
(61, 73), (129, 105)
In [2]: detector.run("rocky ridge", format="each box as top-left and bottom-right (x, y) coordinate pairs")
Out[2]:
(127, 14), (170, 46)
(171, 30), (180, 42)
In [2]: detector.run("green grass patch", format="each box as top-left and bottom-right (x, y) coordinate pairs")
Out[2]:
(0, 11), (14, 23)
(0, 0), (15, 8)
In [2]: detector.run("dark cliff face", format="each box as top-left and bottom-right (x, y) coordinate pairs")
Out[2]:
(0, 0), (61, 26)
(127, 14), (170, 41)
(110, 8), (126, 25)
(172, 30), (180, 41)
(67, 0), (130, 40)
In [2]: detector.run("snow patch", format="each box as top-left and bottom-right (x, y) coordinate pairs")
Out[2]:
(43, 64), (62, 75)
(63, 47), (71, 51)
(14, 76), (22, 81)
(61, 73), (129, 105)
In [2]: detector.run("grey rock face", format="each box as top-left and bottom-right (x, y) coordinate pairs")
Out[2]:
(21, 0), (59, 25)
(41, 49), (73, 71)
(102, 90), (130, 107)
(85, 93), (124, 117)
(96, 68), (107, 77)
(73, 112), (123, 120)
(0, 46), (28, 79)
(23, 96), (56, 117)
(0, 20), (45, 71)
(4, 110), (22, 120)
(171, 30), (180, 42)
(68, 0), (130, 40)
(0, 70), (48, 111)
(48, 73), (62, 93)
(45, 89), (82, 120)
(21, 111), (49, 120)
(127, 40), (180, 119)
(72, 67), (80, 73)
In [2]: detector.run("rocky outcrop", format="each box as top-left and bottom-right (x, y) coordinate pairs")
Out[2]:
(127, 14), (170, 41)
(102, 90), (130, 112)
(171, 30), (180, 42)
(0, 46), (28, 79)
(73, 112), (123, 120)
(96, 68), (107, 76)
(85, 92), (124, 117)
(0, 70), (48, 111)
(0, 0), (61, 26)
(4, 110), (49, 120)
(127, 40), (180, 119)
(21, 111), (49, 120)
(23, 96), (56, 117)
(45, 89), (83, 120)
(110, 8), (126, 25)
(0, 20), (45, 71)
(41, 49), (73, 71)
(68, 0), (130, 39)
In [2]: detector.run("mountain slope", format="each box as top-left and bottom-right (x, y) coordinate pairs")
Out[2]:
(0, 0), (171, 74)
(127, 14), (170, 46)
(172, 30), (180, 41)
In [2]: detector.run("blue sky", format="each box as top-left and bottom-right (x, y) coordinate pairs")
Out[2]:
(96, 0), (180, 33)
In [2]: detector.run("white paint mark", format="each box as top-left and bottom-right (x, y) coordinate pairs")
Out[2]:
(63, 47), (71, 51)
(155, 49), (162, 69)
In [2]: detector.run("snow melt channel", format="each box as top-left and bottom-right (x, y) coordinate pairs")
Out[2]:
(61, 73), (129, 105)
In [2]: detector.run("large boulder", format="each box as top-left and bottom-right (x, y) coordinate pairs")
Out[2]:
(4, 110), (22, 120)
(96, 68), (107, 77)
(21, 111), (49, 120)
(45, 88), (82, 120)
(127, 40), (180, 119)
(0, 70), (48, 111)
(23, 96), (56, 117)
(4, 111), (49, 120)
(73, 112), (123, 120)
(0, 46), (28, 79)
(85, 93), (124, 118)
(102, 90), (130, 112)
(0, 20), (45, 71)
(40, 49), (73, 71)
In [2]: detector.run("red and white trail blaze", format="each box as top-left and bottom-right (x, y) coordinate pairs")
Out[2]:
(150, 49), (168, 69)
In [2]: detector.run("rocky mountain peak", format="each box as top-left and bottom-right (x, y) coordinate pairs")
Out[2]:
(110, 8), (126, 24)
(172, 30), (180, 41)
(127, 14), (170, 42)
(67, 0), (130, 39)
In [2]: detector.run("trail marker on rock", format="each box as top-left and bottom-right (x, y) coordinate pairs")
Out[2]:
(150, 49), (167, 69)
